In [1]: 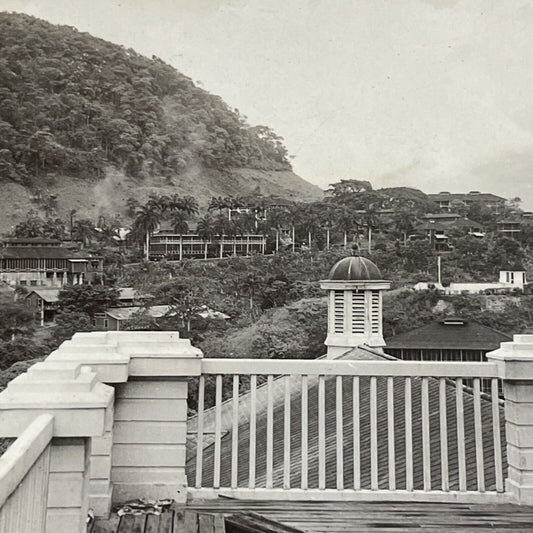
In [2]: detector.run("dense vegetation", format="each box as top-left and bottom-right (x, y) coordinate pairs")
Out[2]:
(0, 12), (290, 187)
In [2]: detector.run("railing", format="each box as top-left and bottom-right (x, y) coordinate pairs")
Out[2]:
(0, 414), (53, 532)
(189, 360), (507, 502)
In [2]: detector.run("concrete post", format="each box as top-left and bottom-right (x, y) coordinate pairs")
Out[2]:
(487, 334), (533, 505)
(0, 362), (113, 533)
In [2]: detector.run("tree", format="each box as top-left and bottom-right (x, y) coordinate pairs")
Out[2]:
(57, 285), (120, 317)
(72, 219), (95, 248)
(327, 179), (373, 201)
(197, 215), (216, 259)
(363, 203), (380, 254)
(0, 300), (34, 341)
(393, 208), (416, 245)
(132, 205), (162, 260)
(52, 311), (93, 344)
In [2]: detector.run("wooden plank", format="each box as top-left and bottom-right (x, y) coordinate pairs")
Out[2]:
(387, 376), (395, 491)
(184, 510), (198, 533)
(231, 374), (239, 489)
(249, 375), (257, 489)
(266, 375), (274, 489)
(405, 377), (413, 492)
(301, 375), (308, 490)
(159, 512), (173, 533)
(283, 375), (291, 489)
(421, 377), (431, 491)
(336, 375), (344, 490)
(214, 374), (222, 488)
(439, 378), (449, 492)
(144, 513), (160, 533)
(492, 378), (504, 493)
(201, 359), (499, 377)
(318, 375), (326, 490)
(473, 378), (485, 492)
(198, 513), (215, 533)
(353, 376), (360, 490)
(456, 378), (467, 492)
(214, 513), (225, 533)
(195, 375), (205, 489)
(370, 376), (378, 490)
(173, 508), (186, 533)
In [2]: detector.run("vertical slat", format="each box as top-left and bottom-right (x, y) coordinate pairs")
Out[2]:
(318, 375), (326, 489)
(249, 375), (257, 489)
(231, 374), (239, 489)
(214, 374), (222, 488)
(353, 376), (360, 490)
(473, 378), (485, 492)
(439, 378), (449, 491)
(370, 376), (378, 490)
(405, 377), (413, 491)
(421, 377), (431, 491)
(492, 378), (504, 492)
(283, 375), (291, 489)
(336, 375), (344, 490)
(301, 375), (308, 489)
(456, 377), (467, 491)
(387, 376), (396, 490)
(266, 374), (274, 489)
(195, 375), (205, 488)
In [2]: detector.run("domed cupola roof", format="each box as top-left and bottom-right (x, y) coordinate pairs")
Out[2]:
(328, 255), (382, 281)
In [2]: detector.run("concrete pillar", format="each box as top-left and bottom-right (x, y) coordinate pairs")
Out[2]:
(0, 362), (112, 533)
(487, 334), (533, 505)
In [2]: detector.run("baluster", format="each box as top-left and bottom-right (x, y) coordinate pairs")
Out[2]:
(491, 378), (503, 492)
(214, 374), (222, 488)
(439, 378), (449, 491)
(370, 376), (378, 490)
(283, 375), (291, 489)
(353, 376), (360, 490)
(456, 378), (467, 491)
(195, 375), (205, 488)
(301, 375), (308, 489)
(231, 374), (239, 489)
(473, 378), (485, 492)
(336, 375), (344, 490)
(266, 375), (274, 489)
(249, 375), (257, 489)
(405, 377), (413, 491)
(387, 376), (396, 490)
(422, 377), (431, 491)
(318, 375), (326, 489)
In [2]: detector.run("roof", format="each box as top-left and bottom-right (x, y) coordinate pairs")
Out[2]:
(26, 288), (60, 302)
(428, 192), (505, 203)
(2, 238), (62, 245)
(328, 256), (382, 281)
(414, 221), (448, 232)
(104, 305), (172, 321)
(117, 287), (153, 301)
(187, 350), (506, 492)
(0, 247), (99, 260)
(443, 218), (484, 230)
(385, 319), (512, 350)
(421, 213), (462, 220)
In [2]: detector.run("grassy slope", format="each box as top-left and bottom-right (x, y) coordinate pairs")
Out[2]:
(0, 166), (323, 233)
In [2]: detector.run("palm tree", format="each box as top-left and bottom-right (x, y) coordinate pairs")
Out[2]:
(132, 205), (162, 260)
(393, 208), (416, 246)
(197, 215), (216, 259)
(336, 207), (359, 250)
(363, 203), (380, 254)
(208, 196), (228, 216)
(170, 211), (189, 260)
(296, 204), (320, 250)
(170, 195), (199, 216)
(72, 219), (95, 249)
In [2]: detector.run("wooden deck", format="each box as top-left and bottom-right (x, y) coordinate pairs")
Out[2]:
(93, 500), (533, 533)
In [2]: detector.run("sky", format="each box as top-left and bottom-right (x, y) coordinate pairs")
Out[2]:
(2, 0), (533, 207)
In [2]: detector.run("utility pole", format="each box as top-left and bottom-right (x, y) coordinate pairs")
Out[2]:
(437, 255), (442, 285)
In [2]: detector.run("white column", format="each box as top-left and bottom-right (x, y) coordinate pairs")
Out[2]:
(487, 335), (533, 505)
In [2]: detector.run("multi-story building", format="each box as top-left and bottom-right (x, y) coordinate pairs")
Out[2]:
(0, 237), (103, 287)
(428, 191), (506, 212)
(149, 231), (267, 260)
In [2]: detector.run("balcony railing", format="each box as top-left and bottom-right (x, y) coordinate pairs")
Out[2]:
(0, 415), (53, 533)
(190, 360), (505, 502)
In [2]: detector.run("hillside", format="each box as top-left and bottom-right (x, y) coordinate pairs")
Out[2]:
(0, 12), (322, 231)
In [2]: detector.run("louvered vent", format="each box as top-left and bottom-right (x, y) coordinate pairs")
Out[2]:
(371, 290), (380, 333)
(352, 291), (365, 334)
(334, 290), (344, 333)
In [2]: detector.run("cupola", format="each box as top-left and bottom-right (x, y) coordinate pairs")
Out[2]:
(320, 252), (390, 358)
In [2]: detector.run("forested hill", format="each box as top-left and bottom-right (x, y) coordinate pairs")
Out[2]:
(0, 13), (321, 229)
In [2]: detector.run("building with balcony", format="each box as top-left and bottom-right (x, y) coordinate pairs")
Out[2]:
(2, 255), (533, 532)
(149, 231), (267, 260)
(428, 191), (506, 212)
(0, 237), (103, 287)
